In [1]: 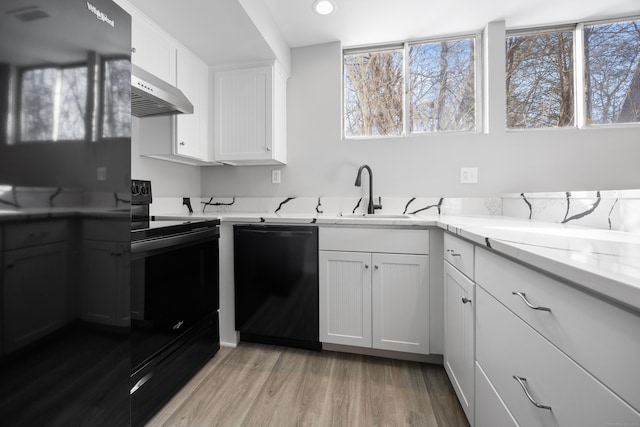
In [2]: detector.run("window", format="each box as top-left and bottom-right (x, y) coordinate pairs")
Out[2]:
(409, 39), (476, 133)
(20, 65), (88, 141)
(18, 57), (131, 143)
(584, 19), (640, 125)
(344, 47), (404, 137)
(505, 17), (640, 130)
(102, 58), (131, 139)
(506, 30), (574, 129)
(343, 36), (477, 138)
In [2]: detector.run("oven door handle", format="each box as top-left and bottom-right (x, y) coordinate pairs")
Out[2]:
(130, 372), (153, 395)
(132, 228), (218, 256)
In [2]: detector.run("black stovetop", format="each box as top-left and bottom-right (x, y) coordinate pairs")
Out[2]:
(131, 218), (220, 242)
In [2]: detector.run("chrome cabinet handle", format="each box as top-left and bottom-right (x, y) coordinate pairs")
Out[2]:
(461, 297), (472, 304)
(446, 249), (461, 257)
(374, 265), (379, 270)
(513, 376), (552, 410)
(512, 292), (551, 312)
(364, 264), (369, 269)
(179, 141), (185, 146)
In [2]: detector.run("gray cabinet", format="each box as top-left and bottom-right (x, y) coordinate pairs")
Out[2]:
(81, 220), (130, 327)
(2, 221), (69, 354)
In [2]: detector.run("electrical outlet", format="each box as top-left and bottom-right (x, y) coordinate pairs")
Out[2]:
(460, 167), (478, 184)
(271, 169), (281, 184)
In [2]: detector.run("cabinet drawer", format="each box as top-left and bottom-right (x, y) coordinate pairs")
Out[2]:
(319, 227), (429, 254)
(476, 247), (640, 411)
(476, 286), (640, 426)
(475, 362), (519, 427)
(444, 233), (474, 279)
(4, 221), (67, 249)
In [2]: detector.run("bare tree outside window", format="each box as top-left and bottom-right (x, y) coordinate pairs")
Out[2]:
(344, 48), (404, 137)
(102, 59), (131, 138)
(410, 39), (475, 132)
(58, 67), (88, 140)
(585, 19), (640, 125)
(506, 31), (574, 129)
(20, 68), (56, 141)
(343, 37), (477, 138)
(20, 66), (87, 141)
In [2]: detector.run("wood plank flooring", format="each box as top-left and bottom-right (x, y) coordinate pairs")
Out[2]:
(147, 343), (469, 427)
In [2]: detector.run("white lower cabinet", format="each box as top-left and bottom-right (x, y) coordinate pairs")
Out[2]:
(372, 253), (429, 353)
(319, 251), (372, 347)
(443, 261), (475, 424)
(319, 227), (430, 355)
(476, 285), (640, 426)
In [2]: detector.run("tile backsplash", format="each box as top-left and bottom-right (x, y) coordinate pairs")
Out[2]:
(154, 196), (503, 218)
(502, 190), (639, 232)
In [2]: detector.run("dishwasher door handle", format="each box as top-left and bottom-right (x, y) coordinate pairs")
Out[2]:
(236, 229), (314, 237)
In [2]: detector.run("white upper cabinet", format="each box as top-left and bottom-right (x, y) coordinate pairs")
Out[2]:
(130, 11), (176, 84)
(213, 62), (287, 165)
(175, 47), (209, 161)
(128, 5), (213, 165)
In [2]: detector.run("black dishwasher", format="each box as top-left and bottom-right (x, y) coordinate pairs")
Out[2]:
(234, 225), (320, 350)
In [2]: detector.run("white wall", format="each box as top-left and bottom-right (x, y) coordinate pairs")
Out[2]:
(131, 117), (201, 197)
(203, 27), (639, 198)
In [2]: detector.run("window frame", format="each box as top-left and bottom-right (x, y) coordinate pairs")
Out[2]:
(342, 32), (482, 140)
(506, 15), (640, 132)
(505, 25), (577, 131)
(17, 61), (89, 143)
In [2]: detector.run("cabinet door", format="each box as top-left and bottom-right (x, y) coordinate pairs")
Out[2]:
(3, 243), (69, 354)
(175, 47), (208, 160)
(131, 13), (176, 84)
(444, 262), (475, 423)
(214, 66), (270, 161)
(81, 241), (129, 327)
(372, 253), (429, 354)
(319, 251), (372, 347)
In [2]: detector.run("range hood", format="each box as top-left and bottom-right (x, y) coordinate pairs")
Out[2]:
(131, 65), (193, 117)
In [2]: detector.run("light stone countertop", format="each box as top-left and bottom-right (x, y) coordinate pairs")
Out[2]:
(3, 207), (636, 311)
(155, 211), (640, 312)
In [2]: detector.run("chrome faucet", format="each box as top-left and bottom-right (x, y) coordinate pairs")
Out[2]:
(354, 165), (382, 214)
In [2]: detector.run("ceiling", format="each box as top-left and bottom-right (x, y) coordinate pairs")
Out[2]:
(128, 0), (640, 66)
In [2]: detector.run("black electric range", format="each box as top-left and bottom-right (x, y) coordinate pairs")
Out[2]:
(130, 180), (220, 427)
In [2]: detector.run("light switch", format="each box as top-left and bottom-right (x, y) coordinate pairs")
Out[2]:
(460, 167), (478, 184)
(271, 169), (281, 184)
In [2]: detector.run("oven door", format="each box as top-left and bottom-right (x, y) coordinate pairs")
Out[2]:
(131, 227), (219, 370)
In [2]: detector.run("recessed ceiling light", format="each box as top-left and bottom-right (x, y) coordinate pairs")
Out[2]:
(312, 0), (336, 16)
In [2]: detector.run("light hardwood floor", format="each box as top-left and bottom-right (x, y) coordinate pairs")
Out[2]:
(147, 342), (469, 427)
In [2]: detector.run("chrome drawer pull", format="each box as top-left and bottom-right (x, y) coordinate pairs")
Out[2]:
(513, 376), (552, 410)
(446, 249), (461, 257)
(461, 297), (472, 304)
(512, 292), (551, 312)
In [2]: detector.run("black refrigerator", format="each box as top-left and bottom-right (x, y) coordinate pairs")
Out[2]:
(0, 0), (131, 425)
